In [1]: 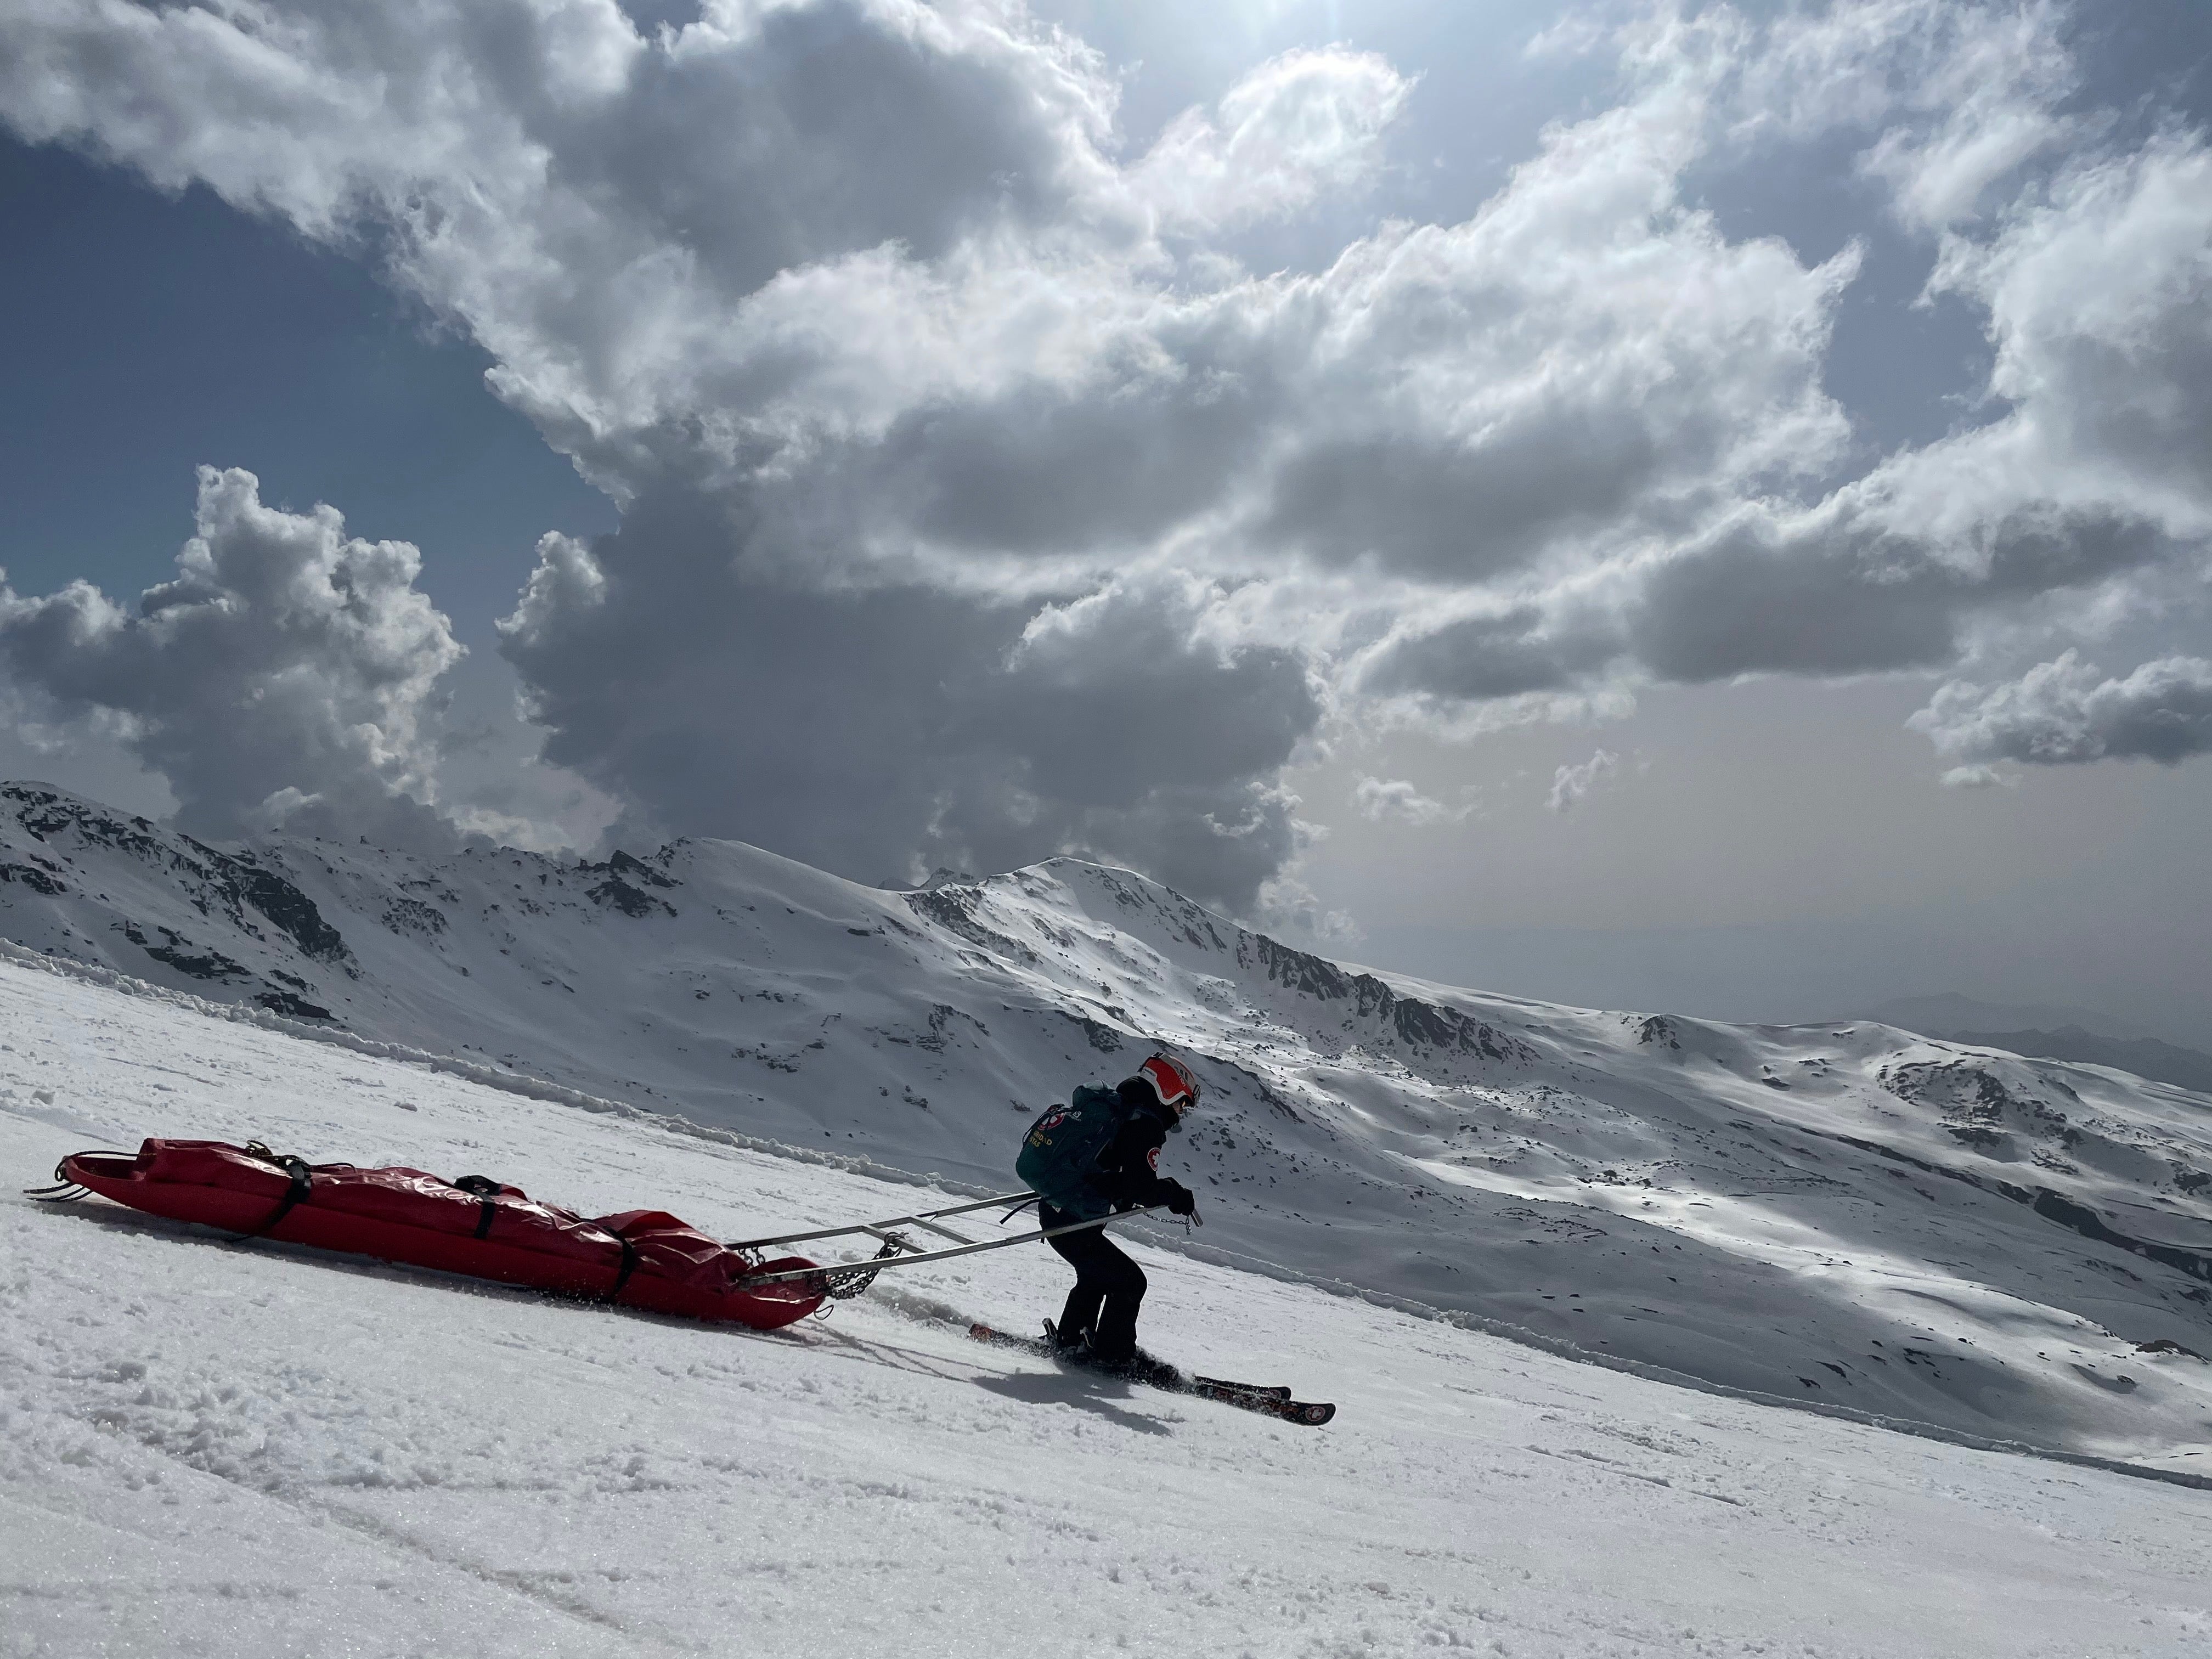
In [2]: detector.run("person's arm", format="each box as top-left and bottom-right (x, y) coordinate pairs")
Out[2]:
(1095, 1115), (1176, 1210)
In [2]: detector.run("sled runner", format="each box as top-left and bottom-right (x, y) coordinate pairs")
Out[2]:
(33, 1139), (828, 1330)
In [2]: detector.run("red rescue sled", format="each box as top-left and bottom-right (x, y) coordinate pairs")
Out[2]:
(54, 1139), (826, 1330)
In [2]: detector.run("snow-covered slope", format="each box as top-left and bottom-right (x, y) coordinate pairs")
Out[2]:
(5, 957), (2211, 1657)
(5, 781), (2212, 1466)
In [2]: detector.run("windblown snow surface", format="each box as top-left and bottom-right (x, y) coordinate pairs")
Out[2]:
(6, 783), (2212, 1472)
(5, 956), (2211, 1657)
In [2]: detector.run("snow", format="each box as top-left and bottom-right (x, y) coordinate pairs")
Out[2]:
(6, 956), (2212, 1656)
(6, 782), (2212, 1469)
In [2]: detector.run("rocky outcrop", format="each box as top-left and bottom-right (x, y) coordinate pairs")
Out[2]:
(583, 849), (679, 918)
(1238, 932), (1535, 1066)
(3, 784), (353, 970)
(1, 784), (356, 1015)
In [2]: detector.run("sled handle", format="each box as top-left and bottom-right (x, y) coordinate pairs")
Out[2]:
(741, 1205), (1160, 1287)
(725, 1189), (1037, 1251)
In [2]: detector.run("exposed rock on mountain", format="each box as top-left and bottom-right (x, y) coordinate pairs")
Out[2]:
(1937, 1029), (2212, 1098)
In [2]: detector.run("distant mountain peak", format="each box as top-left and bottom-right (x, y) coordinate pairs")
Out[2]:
(1860, 992), (2153, 1044)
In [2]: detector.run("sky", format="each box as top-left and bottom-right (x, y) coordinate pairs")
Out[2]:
(0, 0), (2208, 1042)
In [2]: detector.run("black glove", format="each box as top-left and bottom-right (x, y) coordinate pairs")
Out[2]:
(1161, 1180), (1198, 1218)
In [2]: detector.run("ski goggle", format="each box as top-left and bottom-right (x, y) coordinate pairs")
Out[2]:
(1138, 1054), (1200, 1116)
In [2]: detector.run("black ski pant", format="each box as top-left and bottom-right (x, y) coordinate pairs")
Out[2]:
(1040, 1202), (1146, 1362)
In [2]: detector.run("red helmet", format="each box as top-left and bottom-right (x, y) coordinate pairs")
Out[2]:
(1137, 1053), (1200, 1117)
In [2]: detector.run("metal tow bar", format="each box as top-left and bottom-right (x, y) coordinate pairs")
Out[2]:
(736, 1195), (1160, 1299)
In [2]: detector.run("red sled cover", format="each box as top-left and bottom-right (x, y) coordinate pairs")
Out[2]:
(63, 1139), (825, 1330)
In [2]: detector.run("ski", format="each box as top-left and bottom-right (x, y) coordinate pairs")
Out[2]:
(1189, 1381), (1335, 1426)
(1193, 1375), (1291, 1401)
(967, 1323), (1334, 1426)
(969, 1319), (1045, 1353)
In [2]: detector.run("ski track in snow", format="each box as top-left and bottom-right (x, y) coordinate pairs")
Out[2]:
(5, 960), (2212, 1657)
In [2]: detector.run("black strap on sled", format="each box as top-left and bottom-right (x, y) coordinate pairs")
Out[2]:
(452, 1173), (503, 1239)
(607, 1234), (640, 1302)
(228, 1147), (315, 1243)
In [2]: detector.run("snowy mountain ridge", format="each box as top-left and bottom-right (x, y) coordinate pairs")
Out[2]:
(5, 780), (2212, 1467)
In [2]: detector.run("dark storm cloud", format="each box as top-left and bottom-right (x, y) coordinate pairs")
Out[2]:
(498, 494), (1320, 907)
(1359, 607), (1615, 703)
(1629, 510), (1959, 682)
(1630, 501), (2173, 684)
(864, 360), (1278, 557)
(983, 584), (1320, 810)
(1976, 506), (2169, 595)
(1259, 419), (1657, 580)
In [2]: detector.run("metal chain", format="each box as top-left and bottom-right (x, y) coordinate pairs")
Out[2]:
(812, 1232), (913, 1300)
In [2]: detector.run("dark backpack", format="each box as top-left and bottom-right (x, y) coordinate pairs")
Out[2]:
(1015, 1085), (1130, 1221)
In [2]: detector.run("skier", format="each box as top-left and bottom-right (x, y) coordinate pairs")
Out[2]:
(1017, 1052), (1202, 1381)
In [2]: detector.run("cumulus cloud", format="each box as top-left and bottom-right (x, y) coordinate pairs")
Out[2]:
(3, 0), (2208, 906)
(1939, 763), (2015, 788)
(1728, 0), (2077, 228)
(1626, 37), (2212, 690)
(1546, 749), (1621, 815)
(1132, 48), (1411, 233)
(1921, 131), (2212, 522)
(1254, 865), (1361, 946)
(1911, 651), (2212, 767)
(0, 467), (463, 845)
(1350, 776), (1472, 826)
